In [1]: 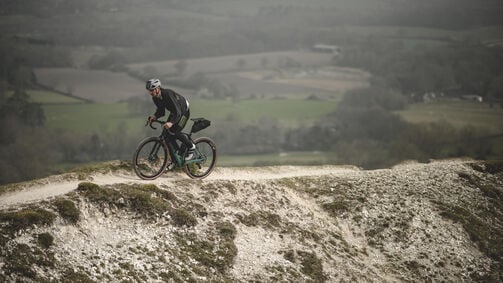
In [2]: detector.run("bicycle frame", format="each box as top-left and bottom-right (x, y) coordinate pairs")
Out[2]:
(134, 118), (216, 180)
(160, 128), (206, 168)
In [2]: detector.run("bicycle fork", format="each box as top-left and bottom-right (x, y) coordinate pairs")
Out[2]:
(149, 141), (163, 162)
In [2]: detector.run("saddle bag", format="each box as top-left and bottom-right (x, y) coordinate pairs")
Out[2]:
(191, 118), (211, 133)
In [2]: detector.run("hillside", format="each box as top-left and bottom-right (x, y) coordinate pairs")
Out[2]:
(0, 160), (502, 282)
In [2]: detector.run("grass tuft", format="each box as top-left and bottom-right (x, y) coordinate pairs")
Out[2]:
(76, 182), (175, 217)
(36, 233), (54, 249)
(71, 161), (133, 175)
(470, 160), (503, 175)
(3, 243), (56, 279)
(217, 221), (237, 240)
(282, 250), (326, 282)
(177, 232), (237, 274)
(322, 199), (350, 215)
(298, 251), (326, 282)
(62, 268), (94, 282)
(53, 198), (80, 224)
(170, 208), (198, 227)
(0, 208), (56, 233)
(236, 211), (281, 229)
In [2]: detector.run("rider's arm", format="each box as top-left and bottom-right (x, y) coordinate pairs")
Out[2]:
(152, 97), (165, 118)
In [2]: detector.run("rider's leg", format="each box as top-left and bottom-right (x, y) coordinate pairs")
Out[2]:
(172, 112), (196, 160)
(175, 132), (196, 159)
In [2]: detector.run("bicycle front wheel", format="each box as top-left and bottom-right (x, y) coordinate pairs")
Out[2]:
(184, 137), (217, 179)
(133, 137), (170, 180)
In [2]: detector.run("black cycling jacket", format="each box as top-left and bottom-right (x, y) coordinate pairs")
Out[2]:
(152, 88), (189, 128)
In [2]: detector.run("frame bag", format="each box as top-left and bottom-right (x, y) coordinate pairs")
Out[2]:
(191, 118), (211, 133)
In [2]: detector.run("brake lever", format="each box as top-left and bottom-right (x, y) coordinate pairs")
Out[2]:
(145, 120), (172, 132)
(145, 120), (158, 130)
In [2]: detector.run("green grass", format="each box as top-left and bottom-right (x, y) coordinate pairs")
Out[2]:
(190, 98), (338, 127)
(341, 25), (503, 43)
(0, 208), (57, 234)
(7, 90), (85, 104)
(396, 101), (503, 133)
(344, 25), (456, 39)
(28, 90), (84, 104)
(43, 102), (143, 133)
(42, 98), (338, 133)
(39, 91), (495, 139)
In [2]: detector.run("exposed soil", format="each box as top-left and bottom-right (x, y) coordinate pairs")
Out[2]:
(0, 160), (501, 282)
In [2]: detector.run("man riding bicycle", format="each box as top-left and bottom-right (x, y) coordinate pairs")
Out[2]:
(146, 78), (196, 160)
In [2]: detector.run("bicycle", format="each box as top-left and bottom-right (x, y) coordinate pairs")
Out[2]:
(132, 118), (217, 180)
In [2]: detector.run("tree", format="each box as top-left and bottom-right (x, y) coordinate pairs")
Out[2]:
(488, 74), (503, 100)
(340, 87), (407, 111)
(9, 65), (36, 90)
(0, 80), (7, 104)
(0, 89), (45, 127)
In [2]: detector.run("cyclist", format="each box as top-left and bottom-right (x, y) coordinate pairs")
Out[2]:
(146, 78), (196, 160)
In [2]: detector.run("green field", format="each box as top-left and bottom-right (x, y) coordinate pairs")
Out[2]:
(40, 97), (341, 168)
(30, 90), (503, 169)
(340, 25), (503, 42)
(397, 100), (503, 159)
(127, 51), (334, 77)
(34, 68), (145, 103)
(42, 98), (340, 133)
(43, 102), (143, 133)
(396, 101), (503, 133)
(40, 95), (503, 137)
(190, 98), (339, 127)
(8, 90), (85, 104)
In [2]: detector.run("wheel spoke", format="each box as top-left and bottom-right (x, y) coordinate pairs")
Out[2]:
(184, 138), (216, 179)
(133, 138), (169, 180)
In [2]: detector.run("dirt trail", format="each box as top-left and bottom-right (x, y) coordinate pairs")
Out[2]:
(0, 165), (359, 209)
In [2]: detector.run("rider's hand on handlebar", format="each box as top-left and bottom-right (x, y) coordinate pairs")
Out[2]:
(147, 115), (156, 123)
(164, 122), (173, 129)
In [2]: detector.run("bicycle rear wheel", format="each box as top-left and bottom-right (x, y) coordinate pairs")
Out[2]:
(133, 137), (170, 180)
(184, 137), (217, 179)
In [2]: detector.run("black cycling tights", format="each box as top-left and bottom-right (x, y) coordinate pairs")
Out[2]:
(166, 131), (193, 152)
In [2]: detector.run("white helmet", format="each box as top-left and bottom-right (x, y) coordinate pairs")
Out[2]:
(146, 78), (161, 90)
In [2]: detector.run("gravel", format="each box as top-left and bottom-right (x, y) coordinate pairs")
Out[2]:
(0, 159), (501, 282)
